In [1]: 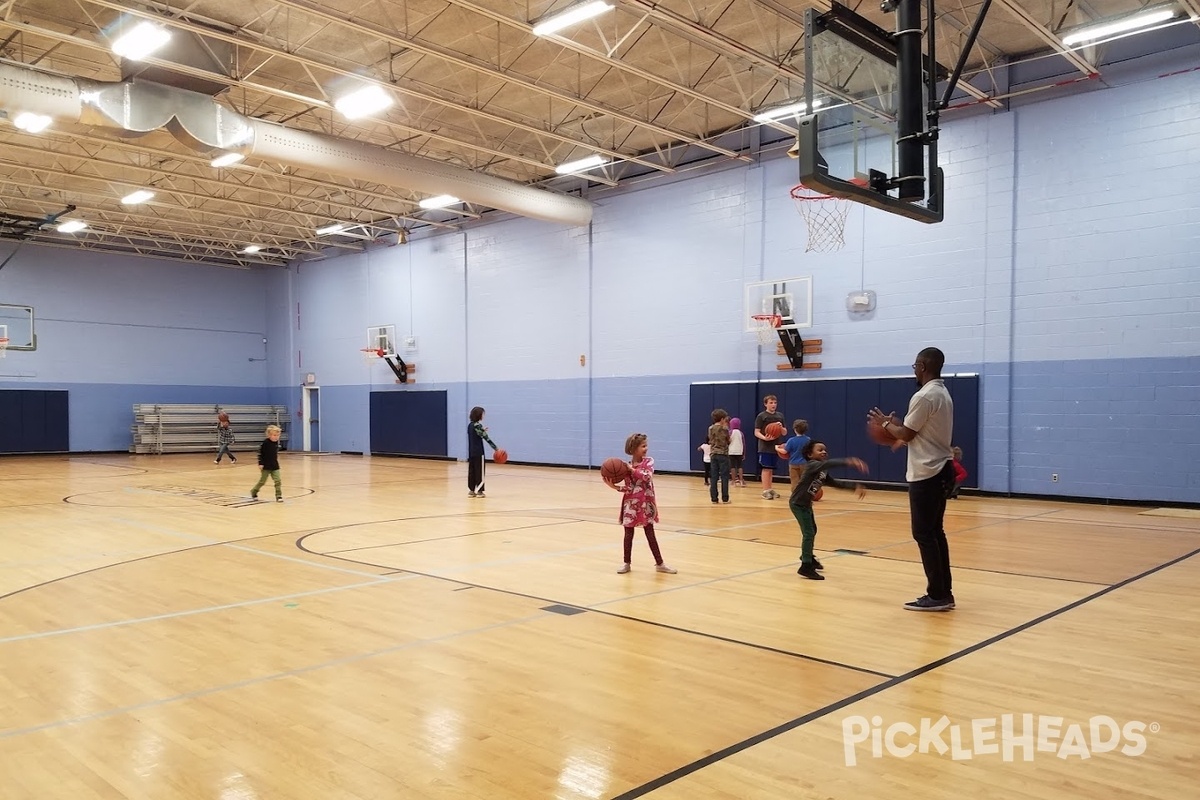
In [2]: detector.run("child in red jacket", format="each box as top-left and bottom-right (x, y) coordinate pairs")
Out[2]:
(950, 446), (967, 499)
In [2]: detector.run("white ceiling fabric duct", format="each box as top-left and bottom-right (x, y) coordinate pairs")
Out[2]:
(0, 62), (593, 227)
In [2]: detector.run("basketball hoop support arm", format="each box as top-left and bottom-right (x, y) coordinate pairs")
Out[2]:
(935, 0), (994, 111)
(382, 352), (409, 383)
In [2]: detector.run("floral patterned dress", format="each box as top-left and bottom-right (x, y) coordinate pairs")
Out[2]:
(619, 456), (659, 527)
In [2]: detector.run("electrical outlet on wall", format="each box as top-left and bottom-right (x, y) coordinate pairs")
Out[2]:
(1051, 473), (1059, 482)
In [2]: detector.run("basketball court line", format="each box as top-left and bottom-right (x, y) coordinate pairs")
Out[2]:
(293, 501), (1121, 595)
(298, 525), (671, 574)
(586, 607), (896, 679)
(323, 519), (585, 554)
(0, 575), (397, 646)
(0, 525), (389, 604)
(3, 463), (151, 480)
(0, 604), (558, 742)
(291, 552), (902, 682)
(856, 551), (1113, 586)
(296, 518), (1133, 684)
(609, 545), (1200, 799)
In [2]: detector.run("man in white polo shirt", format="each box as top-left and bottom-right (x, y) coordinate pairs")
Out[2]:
(868, 347), (957, 611)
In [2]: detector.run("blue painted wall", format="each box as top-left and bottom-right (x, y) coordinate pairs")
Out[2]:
(2, 56), (1197, 503)
(0, 247), (274, 450)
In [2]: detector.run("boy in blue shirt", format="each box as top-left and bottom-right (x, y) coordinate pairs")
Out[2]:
(775, 419), (811, 488)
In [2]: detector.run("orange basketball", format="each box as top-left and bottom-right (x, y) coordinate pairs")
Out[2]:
(493, 449), (508, 464)
(867, 419), (898, 446)
(764, 421), (786, 440)
(813, 487), (824, 501)
(600, 457), (630, 483)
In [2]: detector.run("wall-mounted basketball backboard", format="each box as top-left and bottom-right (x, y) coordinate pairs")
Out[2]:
(366, 324), (396, 356)
(0, 304), (35, 350)
(744, 277), (813, 333)
(795, 2), (945, 223)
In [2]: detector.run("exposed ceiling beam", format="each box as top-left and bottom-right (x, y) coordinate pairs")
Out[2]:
(993, 0), (1098, 76)
(0, 16), (616, 187)
(441, 0), (797, 136)
(262, 0), (747, 161)
(77, 0), (655, 176)
(0, 167), (368, 250)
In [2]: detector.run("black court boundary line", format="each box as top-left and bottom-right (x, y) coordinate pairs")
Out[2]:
(855, 551), (1111, 587)
(293, 531), (896, 680)
(324, 519), (584, 554)
(610, 545), (1200, 800)
(0, 528), (344, 603)
(61, 486), (318, 507)
(676, 511), (1120, 587)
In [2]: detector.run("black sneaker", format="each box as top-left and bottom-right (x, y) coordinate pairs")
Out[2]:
(797, 563), (824, 580)
(811, 557), (824, 571)
(904, 595), (954, 612)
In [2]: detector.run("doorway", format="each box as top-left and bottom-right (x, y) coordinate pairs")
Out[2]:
(302, 386), (320, 451)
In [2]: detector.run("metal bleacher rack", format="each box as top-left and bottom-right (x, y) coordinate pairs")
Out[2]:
(130, 404), (290, 455)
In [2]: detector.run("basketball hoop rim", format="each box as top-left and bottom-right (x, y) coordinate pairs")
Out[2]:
(360, 347), (387, 358)
(790, 177), (868, 201)
(750, 314), (783, 328)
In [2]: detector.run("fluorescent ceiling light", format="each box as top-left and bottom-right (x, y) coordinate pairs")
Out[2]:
(315, 223), (347, 236)
(121, 189), (155, 205)
(419, 195), (461, 210)
(533, 1), (614, 36)
(334, 85), (394, 120)
(242, 244), (263, 253)
(210, 152), (244, 168)
(111, 21), (171, 61)
(752, 99), (823, 123)
(555, 154), (606, 174)
(1062, 8), (1176, 45)
(57, 220), (88, 233)
(13, 112), (51, 133)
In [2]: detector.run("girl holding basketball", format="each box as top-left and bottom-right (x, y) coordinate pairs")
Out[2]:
(604, 433), (677, 575)
(467, 406), (500, 497)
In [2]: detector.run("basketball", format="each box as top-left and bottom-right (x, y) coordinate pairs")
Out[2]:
(493, 449), (508, 464)
(765, 421), (786, 440)
(814, 487), (824, 501)
(600, 457), (630, 483)
(867, 419), (898, 446)
(217, 412), (229, 423)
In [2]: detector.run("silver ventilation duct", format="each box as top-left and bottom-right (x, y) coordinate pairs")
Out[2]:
(0, 62), (594, 227)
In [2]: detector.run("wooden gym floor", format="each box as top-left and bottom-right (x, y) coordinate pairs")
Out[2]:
(0, 454), (1196, 799)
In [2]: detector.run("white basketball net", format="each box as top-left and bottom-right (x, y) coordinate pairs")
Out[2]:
(790, 183), (853, 252)
(751, 315), (782, 346)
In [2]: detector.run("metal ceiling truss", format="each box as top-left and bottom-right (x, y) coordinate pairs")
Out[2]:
(0, 0), (1188, 268)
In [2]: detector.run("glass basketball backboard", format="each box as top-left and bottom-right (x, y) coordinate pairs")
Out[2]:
(366, 324), (396, 355)
(0, 304), (35, 350)
(796, 2), (944, 223)
(744, 277), (812, 333)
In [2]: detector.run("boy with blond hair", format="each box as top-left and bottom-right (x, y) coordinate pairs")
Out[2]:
(250, 425), (284, 502)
